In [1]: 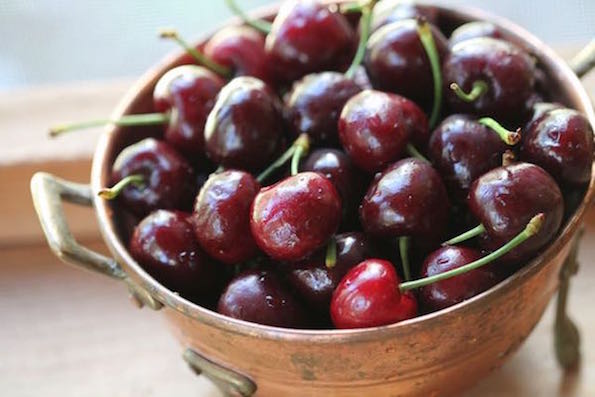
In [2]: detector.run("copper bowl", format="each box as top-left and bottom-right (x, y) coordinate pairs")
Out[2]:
(31, 2), (595, 396)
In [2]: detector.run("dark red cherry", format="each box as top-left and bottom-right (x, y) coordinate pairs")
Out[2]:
(285, 71), (362, 145)
(130, 210), (220, 299)
(301, 148), (364, 216)
(521, 108), (594, 186)
(250, 172), (342, 261)
(204, 76), (284, 170)
(428, 114), (509, 200)
(193, 170), (260, 264)
(449, 21), (503, 47)
(218, 270), (308, 328)
(153, 65), (225, 157)
(443, 38), (536, 122)
(469, 162), (564, 263)
(330, 259), (418, 329)
(110, 138), (195, 216)
(394, 94), (431, 150)
(338, 90), (412, 173)
(266, 0), (355, 81)
(203, 25), (272, 83)
(371, 0), (439, 32)
(419, 246), (499, 312)
(524, 102), (564, 131)
(288, 232), (371, 309)
(360, 158), (450, 245)
(365, 19), (448, 109)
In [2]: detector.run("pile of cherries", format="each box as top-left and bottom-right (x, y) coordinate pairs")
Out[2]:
(52, 0), (593, 330)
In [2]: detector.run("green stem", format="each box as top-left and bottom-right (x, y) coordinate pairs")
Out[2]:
(49, 113), (170, 137)
(443, 224), (486, 246)
(417, 20), (442, 128)
(449, 81), (488, 102)
(478, 117), (521, 145)
(291, 145), (305, 176)
(406, 143), (429, 163)
(344, 0), (378, 79)
(98, 174), (145, 200)
(224, 0), (272, 34)
(400, 213), (545, 291)
(256, 134), (309, 183)
(399, 236), (411, 281)
(325, 237), (338, 268)
(159, 28), (232, 77)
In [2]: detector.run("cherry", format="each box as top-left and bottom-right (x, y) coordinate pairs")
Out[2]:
(444, 38), (536, 122)
(371, 0), (439, 32)
(419, 246), (499, 312)
(153, 65), (226, 157)
(521, 108), (594, 186)
(524, 102), (563, 131)
(102, 138), (195, 216)
(448, 21), (503, 47)
(129, 210), (220, 299)
(203, 25), (272, 83)
(285, 72), (362, 145)
(218, 269), (308, 328)
(330, 259), (418, 329)
(265, 0), (355, 81)
(193, 170), (260, 265)
(467, 162), (564, 263)
(428, 114), (519, 200)
(204, 76), (284, 170)
(360, 158), (450, 246)
(301, 148), (365, 225)
(250, 172), (342, 261)
(365, 19), (448, 111)
(339, 90), (417, 173)
(288, 232), (371, 310)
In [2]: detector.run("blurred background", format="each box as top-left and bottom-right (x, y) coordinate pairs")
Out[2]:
(0, 0), (594, 90)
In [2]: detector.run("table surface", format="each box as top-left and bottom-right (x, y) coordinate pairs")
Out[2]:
(1, 46), (595, 397)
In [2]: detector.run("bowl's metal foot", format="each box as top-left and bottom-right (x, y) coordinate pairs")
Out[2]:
(554, 228), (583, 370)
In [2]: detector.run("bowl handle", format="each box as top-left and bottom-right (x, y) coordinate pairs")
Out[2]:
(30, 172), (163, 310)
(570, 38), (595, 78)
(184, 348), (257, 397)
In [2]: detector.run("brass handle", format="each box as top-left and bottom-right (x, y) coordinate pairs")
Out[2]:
(30, 172), (162, 310)
(184, 349), (257, 397)
(570, 38), (595, 78)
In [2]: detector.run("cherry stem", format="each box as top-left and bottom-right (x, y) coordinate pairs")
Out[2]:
(443, 224), (486, 246)
(417, 19), (442, 128)
(98, 174), (145, 200)
(339, 1), (367, 14)
(256, 133), (310, 183)
(224, 0), (272, 34)
(502, 150), (516, 167)
(399, 236), (412, 281)
(478, 117), (521, 145)
(49, 113), (170, 137)
(325, 237), (338, 268)
(159, 28), (232, 77)
(406, 143), (429, 163)
(450, 81), (488, 102)
(400, 213), (545, 291)
(344, 0), (379, 79)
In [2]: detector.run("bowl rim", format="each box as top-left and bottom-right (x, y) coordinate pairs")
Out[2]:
(91, 1), (595, 343)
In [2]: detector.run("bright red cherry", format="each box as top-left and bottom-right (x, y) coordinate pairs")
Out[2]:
(330, 259), (418, 329)
(218, 270), (308, 328)
(153, 65), (225, 158)
(108, 138), (195, 216)
(193, 170), (260, 264)
(521, 108), (594, 186)
(130, 210), (221, 299)
(204, 76), (284, 170)
(419, 246), (499, 312)
(250, 172), (342, 261)
(266, 0), (355, 81)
